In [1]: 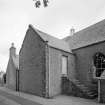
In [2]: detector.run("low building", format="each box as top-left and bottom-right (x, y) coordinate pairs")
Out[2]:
(6, 43), (19, 91)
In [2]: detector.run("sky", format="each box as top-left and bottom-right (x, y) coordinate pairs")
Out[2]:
(0, 0), (105, 72)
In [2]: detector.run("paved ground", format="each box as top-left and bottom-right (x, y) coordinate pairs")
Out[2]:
(0, 95), (20, 105)
(0, 87), (104, 105)
(0, 90), (42, 105)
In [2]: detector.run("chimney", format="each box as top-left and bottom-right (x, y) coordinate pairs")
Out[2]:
(70, 27), (75, 36)
(9, 43), (16, 57)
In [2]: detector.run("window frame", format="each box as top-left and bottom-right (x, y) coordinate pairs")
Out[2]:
(93, 52), (105, 78)
(61, 55), (68, 77)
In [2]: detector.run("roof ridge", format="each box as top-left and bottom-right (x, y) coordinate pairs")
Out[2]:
(64, 19), (105, 40)
(74, 19), (105, 35)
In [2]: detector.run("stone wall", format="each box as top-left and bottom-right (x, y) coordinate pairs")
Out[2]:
(48, 47), (75, 97)
(72, 41), (105, 87)
(6, 58), (16, 90)
(19, 26), (46, 97)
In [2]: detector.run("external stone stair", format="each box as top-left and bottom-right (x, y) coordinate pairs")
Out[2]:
(71, 79), (98, 99)
(62, 77), (98, 99)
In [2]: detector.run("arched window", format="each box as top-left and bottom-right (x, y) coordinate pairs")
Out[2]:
(93, 52), (105, 77)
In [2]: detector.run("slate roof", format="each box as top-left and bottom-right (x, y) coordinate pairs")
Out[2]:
(12, 55), (19, 69)
(29, 25), (72, 53)
(64, 19), (105, 50)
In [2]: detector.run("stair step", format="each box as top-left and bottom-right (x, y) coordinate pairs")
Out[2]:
(76, 84), (87, 87)
(87, 91), (97, 95)
(87, 92), (96, 95)
(88, 93), (98, 97)
(76, 85), (89, 90)
(76, 84), (85, 87)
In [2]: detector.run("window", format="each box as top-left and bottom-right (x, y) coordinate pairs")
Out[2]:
(93, 52), (105, 77)
(62, 56), (68, 76)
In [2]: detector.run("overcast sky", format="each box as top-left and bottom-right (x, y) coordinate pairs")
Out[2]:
(0, 0), (105, 72)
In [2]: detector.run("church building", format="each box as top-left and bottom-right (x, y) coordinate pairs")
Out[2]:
(6, 19), (105, 103)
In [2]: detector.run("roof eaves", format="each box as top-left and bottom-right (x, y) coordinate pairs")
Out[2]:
(49, 45), (72, 53)
(72, 39), (105, 50)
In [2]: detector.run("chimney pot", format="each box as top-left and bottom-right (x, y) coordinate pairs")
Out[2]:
(70, 27), (75, 36)
(10, 43), (16, 57)
(11, 43), (14, 47)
